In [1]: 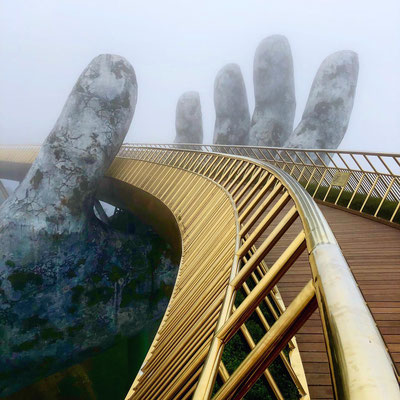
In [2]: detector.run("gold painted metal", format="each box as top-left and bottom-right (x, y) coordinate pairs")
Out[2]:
(331, 170), (351, 187)
(1, 143), (399, 399)
(228, 164), (255, 195)
(231, 207), (299, 290)
(213, 281), (317, 400)
(168, 143), (400, 225)
(218, 362), (230, 383)
(236, 245), (308, 396)
(217, 231), (306, 342)
(238, 176), (276, 219)
(233, 305), (285, 400)
(360, 175), (379, 212)
(238, 191), (290, 244)
(233, 167), (264, 203)
(374, 177), (396, 217)
(0, 180), (9, 200)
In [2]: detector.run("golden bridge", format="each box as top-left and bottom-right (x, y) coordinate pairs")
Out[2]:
(1, 144), (399, 399)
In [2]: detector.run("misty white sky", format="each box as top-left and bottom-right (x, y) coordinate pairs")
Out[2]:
(1, 0), (399, 152)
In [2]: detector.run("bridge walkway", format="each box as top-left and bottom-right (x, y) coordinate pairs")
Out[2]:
(253, 202), (400, 399)
(1, 145), (399, 399)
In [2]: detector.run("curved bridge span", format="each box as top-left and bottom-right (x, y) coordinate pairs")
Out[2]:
(0, 144), (399, 400)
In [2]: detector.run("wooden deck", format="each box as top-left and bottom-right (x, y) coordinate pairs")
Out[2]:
(256, 204), (400, 399)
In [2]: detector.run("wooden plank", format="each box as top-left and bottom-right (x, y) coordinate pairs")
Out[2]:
(251, 194), (400, 397)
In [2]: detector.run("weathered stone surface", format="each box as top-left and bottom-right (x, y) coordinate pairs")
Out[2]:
(0, 54), (137, 235)
(249, 35), (296, 147)
(174, 91), (203, 144)
(213, 64), (250, 145)
(285, 50), (359, 153)
(0, 55), (178, 396)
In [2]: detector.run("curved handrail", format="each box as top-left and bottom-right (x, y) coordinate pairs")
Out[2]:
(1, 144), (399, 399)
(124, 143), (400, 225)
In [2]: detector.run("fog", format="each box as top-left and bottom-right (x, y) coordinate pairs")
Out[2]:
(1, 0), (399, 152)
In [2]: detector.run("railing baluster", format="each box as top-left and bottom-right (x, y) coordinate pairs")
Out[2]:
(213, 281), (317, 400)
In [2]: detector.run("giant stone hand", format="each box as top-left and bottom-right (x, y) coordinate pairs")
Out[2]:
(285, 50), (359, 152)
(248, 35), (358, 153)
(174, 91), (203, 144)
(249, 35), (296, 147)
(213, 63), (251, 145)
(0, 55), (177, 396)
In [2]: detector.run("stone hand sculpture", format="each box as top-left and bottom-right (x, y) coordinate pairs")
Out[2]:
(1, 54), (137, 236)
(285, 50), (359, 153)
(247, 35), (358, 154)
(213, 64), (250, 145)
(174, 91), (203, 144)
(0, 55), (177, 396)
(249, 35), (296, 147)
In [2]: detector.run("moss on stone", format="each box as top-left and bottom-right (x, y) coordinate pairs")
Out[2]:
(67, 323), (84, 336)
(149, 282), (172, 306)
(63, 187), (84, 216)
(91, 274), (102, 283)
(120, 280), (144, 307)
(66, 269), (77, 278)
(77, 258), (86, 266)
(71, 285), (84, 303)
(21, 315), (48, 332)
(2, 209), (179, 396)
(40, 327), (64, 342)
(5, 260), (16, 268)
(109, 265), (125, 283)
(13, 338), (39, 352)
(67, 305), (78, 314)
(8, 271), (43, 291)
(86, 287), (114, 306)
(30, 169), (43, 190)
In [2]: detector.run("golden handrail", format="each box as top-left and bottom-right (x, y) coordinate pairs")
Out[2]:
(123, 143), (400, 226)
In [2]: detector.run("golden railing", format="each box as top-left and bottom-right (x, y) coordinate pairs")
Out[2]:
(0, 180), (9, 200)
(129, 144), (400, 226)
(0, 144), (399, 399)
